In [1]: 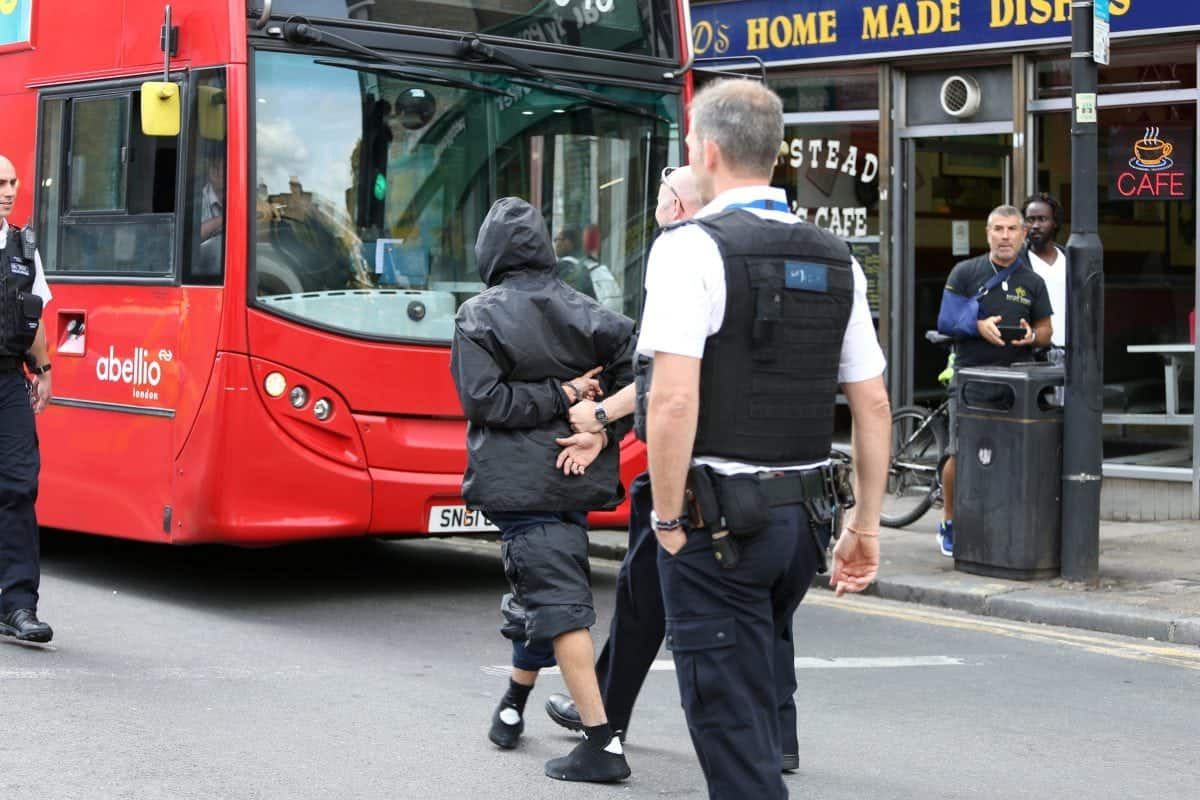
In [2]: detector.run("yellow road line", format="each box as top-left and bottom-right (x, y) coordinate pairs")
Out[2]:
(806, 593), (1200, 671)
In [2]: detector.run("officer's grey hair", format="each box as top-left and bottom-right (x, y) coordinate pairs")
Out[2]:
(689, 79), (783, 177)
(987, 205), (1023, 227)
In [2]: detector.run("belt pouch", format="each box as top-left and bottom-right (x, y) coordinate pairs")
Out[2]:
(717, 475), (770, 537)
(686, 465), (722, 529)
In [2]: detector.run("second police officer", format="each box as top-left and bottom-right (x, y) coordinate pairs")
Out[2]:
(0, 154), (55, 644)
(639, 80), (892, 798)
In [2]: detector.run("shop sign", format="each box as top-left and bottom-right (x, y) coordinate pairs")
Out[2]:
(1109, 127), (1193, 201)
(0, 0), (32, 46)
(778, 137), (878, 238)
(691, 1), (1200, 64)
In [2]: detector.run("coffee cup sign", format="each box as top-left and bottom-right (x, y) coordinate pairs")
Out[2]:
(1111, 126), (1192, 201)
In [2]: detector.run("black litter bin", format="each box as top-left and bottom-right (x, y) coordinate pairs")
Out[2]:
(953, 364), (1064, 580)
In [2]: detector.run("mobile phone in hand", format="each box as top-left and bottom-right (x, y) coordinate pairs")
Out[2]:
(997, 324), (1027, 342)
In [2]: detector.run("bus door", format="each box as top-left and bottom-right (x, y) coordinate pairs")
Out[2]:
(33, 73), (226, 542)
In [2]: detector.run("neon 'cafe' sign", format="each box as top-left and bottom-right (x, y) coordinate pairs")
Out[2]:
(1111, 127), (1193, 201)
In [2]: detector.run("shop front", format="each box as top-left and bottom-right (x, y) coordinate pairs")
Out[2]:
(690, 0), (1200, 518)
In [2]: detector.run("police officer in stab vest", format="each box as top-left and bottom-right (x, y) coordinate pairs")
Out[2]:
(0, 154), (54, 644)
(640, 80), (891, 799)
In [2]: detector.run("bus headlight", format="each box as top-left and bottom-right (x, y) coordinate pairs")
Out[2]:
(313, 398), (333, 421)
(289, 386), (309, 409)
(264, 372), (287, 398)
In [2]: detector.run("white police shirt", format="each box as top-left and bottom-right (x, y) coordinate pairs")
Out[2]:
(0, 220), (52, 305)
(636, 186), (886, 475)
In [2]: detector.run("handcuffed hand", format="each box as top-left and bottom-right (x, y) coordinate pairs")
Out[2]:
(569, 399), (604, 433)
(562, 366), (604, 405)
(555, 431), (604, 476)
(829, 525), (880, 597)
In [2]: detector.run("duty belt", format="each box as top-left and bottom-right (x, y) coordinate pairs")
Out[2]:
(755, 468), (832, 507)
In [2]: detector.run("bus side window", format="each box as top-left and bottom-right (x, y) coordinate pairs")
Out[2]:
(38, 87), (178, 278)
(182, 71), (227, 285)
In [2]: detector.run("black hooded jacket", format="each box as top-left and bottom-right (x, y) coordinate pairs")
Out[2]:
(450, 197), (636, 513)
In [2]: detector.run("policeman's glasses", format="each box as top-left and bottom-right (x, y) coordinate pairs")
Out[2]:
(660, 166), (683, 206)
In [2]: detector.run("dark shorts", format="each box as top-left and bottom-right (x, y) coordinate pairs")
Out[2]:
(495, 512), (595, 643)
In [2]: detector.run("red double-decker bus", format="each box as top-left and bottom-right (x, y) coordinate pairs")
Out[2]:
(0, 0), (689, 544)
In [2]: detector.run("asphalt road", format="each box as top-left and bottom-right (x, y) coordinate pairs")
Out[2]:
(2, 532), (1198, 800)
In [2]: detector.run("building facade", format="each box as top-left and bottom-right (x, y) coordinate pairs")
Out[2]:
(689, 0), (1200, 518)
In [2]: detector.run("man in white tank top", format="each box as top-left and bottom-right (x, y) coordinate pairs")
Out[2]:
(1023, 193), (1066, 348)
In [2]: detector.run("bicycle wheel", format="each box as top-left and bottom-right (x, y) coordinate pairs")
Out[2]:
(880, 405), (946, 528)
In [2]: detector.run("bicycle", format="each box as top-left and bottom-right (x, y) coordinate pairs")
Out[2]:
(879, 331), (954, 528)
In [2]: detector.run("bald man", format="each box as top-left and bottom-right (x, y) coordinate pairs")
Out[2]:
(0, 154), (55, 644)
(655, 165), (703, 227)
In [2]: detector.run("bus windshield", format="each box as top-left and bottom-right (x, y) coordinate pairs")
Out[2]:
(270, 0), (679, 60)
(252, 50), (678, 342)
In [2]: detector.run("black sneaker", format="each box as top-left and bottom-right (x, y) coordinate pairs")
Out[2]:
(0, 608), (52, 643)
(545, 735), (631, 783)
(488, 702), (524, 750)
(782, 753), (800, 772)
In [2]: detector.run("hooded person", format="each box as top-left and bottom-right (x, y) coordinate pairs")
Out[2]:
(450, 196), (636, 783)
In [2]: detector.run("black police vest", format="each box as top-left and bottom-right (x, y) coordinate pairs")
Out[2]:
(691, 209), (854, 464)
(0, 226), (44, 360)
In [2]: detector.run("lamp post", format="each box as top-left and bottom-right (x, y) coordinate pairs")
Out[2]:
(1062, 1), (1104, 584)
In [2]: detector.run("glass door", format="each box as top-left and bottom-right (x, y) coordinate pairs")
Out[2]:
(901, 134), (1011, 405)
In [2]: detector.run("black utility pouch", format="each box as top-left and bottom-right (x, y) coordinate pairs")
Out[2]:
(22, 292), (43, 324)
(685, 465), (721, 529)
(717, 475), (770, 537)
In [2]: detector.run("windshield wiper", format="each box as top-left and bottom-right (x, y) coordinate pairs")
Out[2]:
(284, 19), (509, 97)
(456, 36), (670, 124)
(314, 58), (509, 97)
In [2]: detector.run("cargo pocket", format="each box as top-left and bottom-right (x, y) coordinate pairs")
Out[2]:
(665, 616), (737, 710)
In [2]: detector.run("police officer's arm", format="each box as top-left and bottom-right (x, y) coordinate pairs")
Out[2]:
(570, 384), (635, 434)
(646, 352), (701, 553)
(29, 323), (52, 414)
(828, 374), (888, 596)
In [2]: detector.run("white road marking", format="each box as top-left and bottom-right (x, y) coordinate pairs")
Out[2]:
(482, 655), (965, 677)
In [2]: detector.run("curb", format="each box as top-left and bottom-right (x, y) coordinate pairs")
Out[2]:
(587, 538), (1200, 647)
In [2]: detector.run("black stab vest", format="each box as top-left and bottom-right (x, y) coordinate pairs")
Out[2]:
(0, 226), (43, 360)
(635, 209), (854, 464)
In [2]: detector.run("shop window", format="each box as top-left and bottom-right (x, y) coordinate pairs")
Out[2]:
(774, 121), (881, 322)
(1035, 104), (1196, 466)
(771, 69), (878, 113)
(1036, 45), (1196, 100)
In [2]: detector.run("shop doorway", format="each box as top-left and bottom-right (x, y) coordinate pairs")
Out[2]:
(898, 133), (1011, 405)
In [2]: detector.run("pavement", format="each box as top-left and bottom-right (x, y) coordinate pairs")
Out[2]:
(588, 514), (1200, 646)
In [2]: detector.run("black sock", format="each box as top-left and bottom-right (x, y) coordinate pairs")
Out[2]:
(582, 722), (614, 747)
(502, 679), (534, 715)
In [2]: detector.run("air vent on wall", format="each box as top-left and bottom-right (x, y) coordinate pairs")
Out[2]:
(940, 75), (982, 119)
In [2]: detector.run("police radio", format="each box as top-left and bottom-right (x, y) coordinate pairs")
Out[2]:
(20, 227), (36, 261)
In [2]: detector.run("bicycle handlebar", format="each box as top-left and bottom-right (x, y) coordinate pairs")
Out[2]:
(925, 330), (953, 347)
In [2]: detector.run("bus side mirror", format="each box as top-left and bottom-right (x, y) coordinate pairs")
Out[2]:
(140, 82), (181, 137)
(199, 86), (227, 141)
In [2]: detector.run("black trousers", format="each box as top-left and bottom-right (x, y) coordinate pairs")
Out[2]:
(658, 503), (825, 800)
(0, 371), (41, 614)
(597, 474), (820, 756)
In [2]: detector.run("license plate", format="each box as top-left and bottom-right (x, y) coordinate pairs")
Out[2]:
(427, 505), (499, 534)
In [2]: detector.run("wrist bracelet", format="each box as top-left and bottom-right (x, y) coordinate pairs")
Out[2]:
(846, 525), (880, 538)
